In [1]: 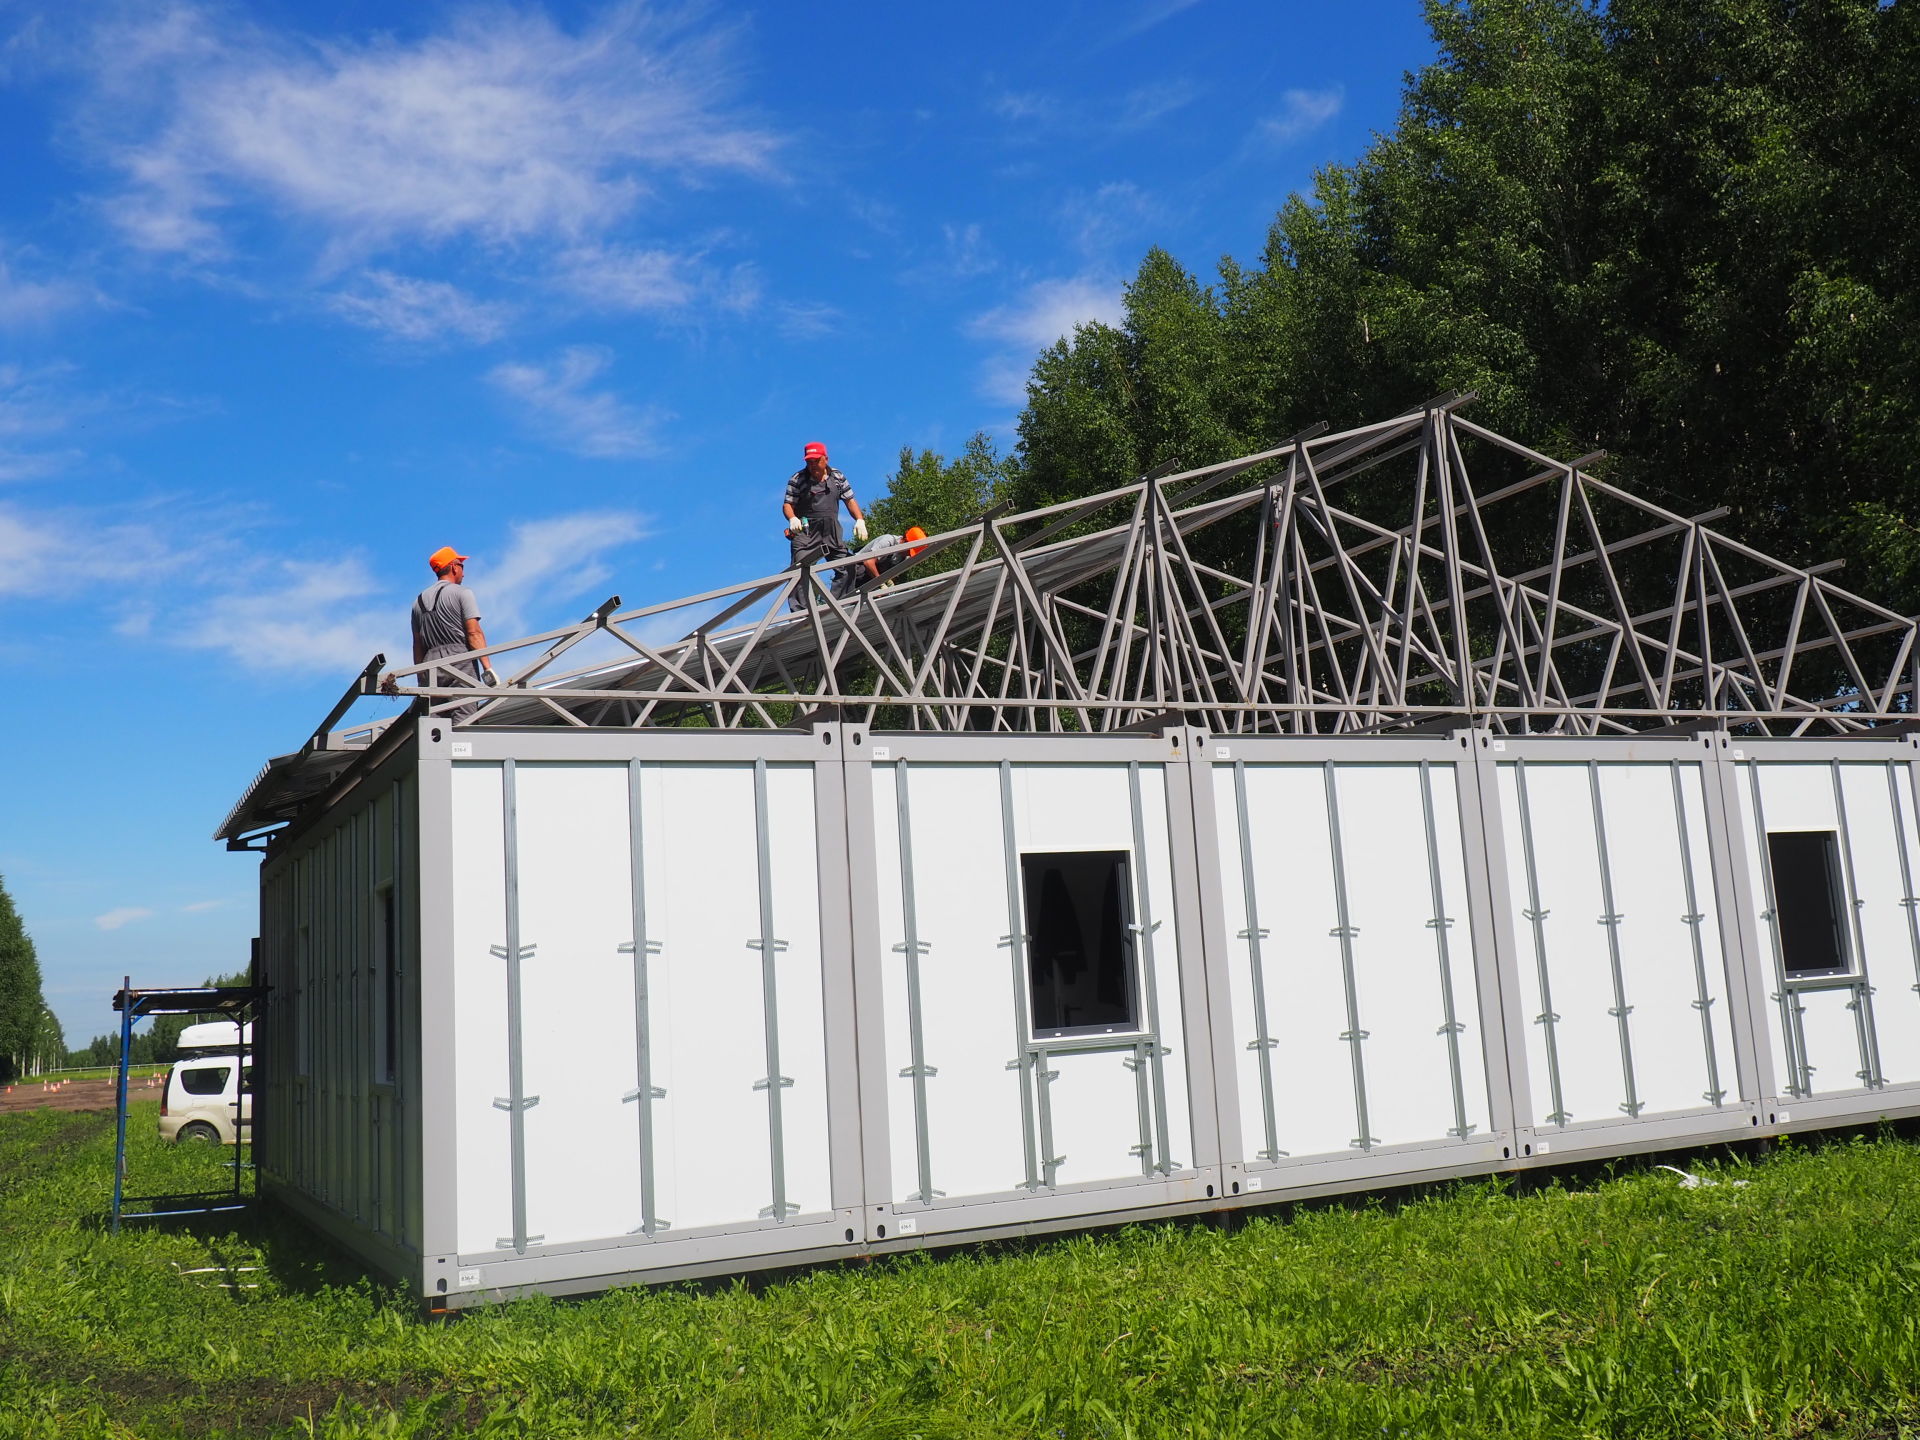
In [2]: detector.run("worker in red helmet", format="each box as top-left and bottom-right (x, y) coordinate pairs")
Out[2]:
(782, 441), (867, 604)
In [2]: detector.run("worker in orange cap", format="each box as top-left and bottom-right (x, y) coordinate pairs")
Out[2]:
(831, 524), (930, 599)
(782, 441), (866, 604)
(383, 546), (496, 714)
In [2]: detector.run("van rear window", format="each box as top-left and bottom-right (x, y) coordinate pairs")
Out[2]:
(179, 1066), (231, 1096)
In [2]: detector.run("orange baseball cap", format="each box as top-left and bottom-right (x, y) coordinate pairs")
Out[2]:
(904, 525), (927, 557)
(428, 546), (468, 573)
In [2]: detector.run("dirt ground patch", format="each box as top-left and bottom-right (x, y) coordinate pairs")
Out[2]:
(0, 1074), (164, 1115)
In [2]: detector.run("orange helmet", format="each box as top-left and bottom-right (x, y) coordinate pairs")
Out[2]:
(904, 525), (926, 557)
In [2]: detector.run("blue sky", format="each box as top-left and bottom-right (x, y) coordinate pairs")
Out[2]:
(0, 0), (1437, 1045)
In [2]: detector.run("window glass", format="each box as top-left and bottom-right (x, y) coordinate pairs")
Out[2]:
(1767, 830), (1853, 977)
(1021, 850), (1138, 1038)
(179, 1066), (232, 1096)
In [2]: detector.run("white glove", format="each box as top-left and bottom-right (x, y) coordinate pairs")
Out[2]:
(853, 517), (869, 544)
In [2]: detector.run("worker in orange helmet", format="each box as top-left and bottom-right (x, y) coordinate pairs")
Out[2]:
(833, 523), (930, 599)
(381, 546), (496, 714)
(783, 441), (866, 605)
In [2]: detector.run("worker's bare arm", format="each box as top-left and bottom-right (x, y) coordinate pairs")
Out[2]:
(465, 617), (493, 672)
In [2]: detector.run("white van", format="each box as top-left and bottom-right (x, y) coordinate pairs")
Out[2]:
(161, 1028), (254, 1145)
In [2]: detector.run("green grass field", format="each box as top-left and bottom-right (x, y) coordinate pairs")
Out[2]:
(4, 1105), (1920, 1439)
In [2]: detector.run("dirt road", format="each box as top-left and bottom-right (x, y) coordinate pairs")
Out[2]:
(0, 1074), (165, 1115)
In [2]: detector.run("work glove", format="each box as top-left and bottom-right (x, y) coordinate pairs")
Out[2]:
(483, 668), (500, 688)
(853, 517), (869, 544)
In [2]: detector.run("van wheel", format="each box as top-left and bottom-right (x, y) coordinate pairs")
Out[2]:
(176, 1122), (220, 1144)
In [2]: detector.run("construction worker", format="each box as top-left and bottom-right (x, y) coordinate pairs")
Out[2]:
(783, 441), (866, 605)
(833, 525), (929, 598)
(385, 546), (497, 714)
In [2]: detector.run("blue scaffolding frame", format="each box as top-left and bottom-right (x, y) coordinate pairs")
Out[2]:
(109, 979), (264, 1233)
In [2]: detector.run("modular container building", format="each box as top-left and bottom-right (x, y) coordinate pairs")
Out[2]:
(220, 404), (1920, 1308)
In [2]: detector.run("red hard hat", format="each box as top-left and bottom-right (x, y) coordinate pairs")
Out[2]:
(803, 441), (827, 460)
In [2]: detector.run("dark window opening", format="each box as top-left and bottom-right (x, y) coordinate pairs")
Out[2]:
(1021, 850), (1138, 1038)
(179, 1066), (232, 1096)
(1767, 830), (1853, 977)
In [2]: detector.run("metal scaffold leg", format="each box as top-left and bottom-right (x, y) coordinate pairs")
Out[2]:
(620, 759), (668, 1237)
(492, 759), (543, 1255)
(750, 759), (799, 1221)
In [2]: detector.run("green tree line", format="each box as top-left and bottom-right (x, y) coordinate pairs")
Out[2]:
(0, 876), (62, 1082)
(877, 0), (1920, 611)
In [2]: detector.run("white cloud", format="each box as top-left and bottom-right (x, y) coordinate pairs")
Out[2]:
(966, 275), (1125, 406)
(773, 301), (840, 339)
(898, 222), (996, 289)
(181, 899), (226, 913)
(1257, 87), (1344, 147)
(969, 275), (1124, 352)
(0, 505), (71, 595)
(95, 907), (154, 932)
(1105, 0), (1204, 46)
(0, 254), (93, 328)
(328, 270), (509, 344)
(1059, 183), (1159, 257)
(174, 555), (396, 673)
(1116, 79), (1199, 131)
(551, 244), (696, 312)
(0, 361), (83, 478)
(985, 89), (1057, 125)
(0, 360), (211, 480)
(84, 3), (779, 260)
(0, 498), (195, 597)
(486, 346), (663, 459)
(482, 509), (651, 637)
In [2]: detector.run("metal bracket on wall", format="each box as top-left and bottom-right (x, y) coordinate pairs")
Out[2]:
(620, 757), (670, 1239)
(892, 759), (945, 1208)
(1418, 758), (1476, 1143)
(1513, 760), (1571, 1129)
(1322, 762), (1377, 1153)
(997, 760), (1044, 1192)
(1125, 761), (1178, 1177)
(750, 758), (799, 1224)
(1231, 761), (1285, 1167)
(1669, 760), (1730, 1110)
(1747, 767), (1813, 1098)
(1829, 761), (1888, 1089)
(1587, 761), (1645, 1123)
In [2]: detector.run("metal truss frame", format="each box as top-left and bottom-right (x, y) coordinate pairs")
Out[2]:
(345, 399), (1919, 740)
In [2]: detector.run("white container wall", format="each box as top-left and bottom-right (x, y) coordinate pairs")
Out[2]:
(250, 722), (1920, 1308)
(447, 759), (835, 1257)
(1736, 759), (1920, 1100)
(1213, 759), (1492, 1164)
(1493, 760), (1740, 1129)
(867, 759), (1196, 1231)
